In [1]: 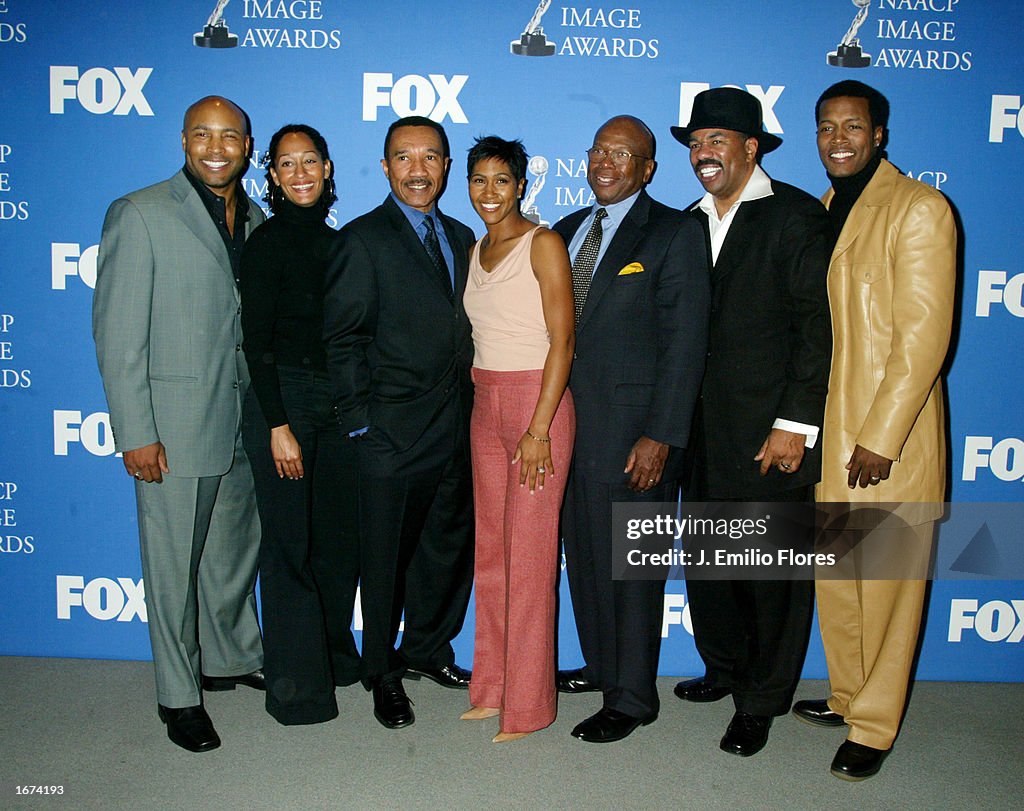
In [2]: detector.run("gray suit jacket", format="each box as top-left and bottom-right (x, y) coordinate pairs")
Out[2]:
(93, 170), (265, 478)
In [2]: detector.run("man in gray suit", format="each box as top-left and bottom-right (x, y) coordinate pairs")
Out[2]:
(93, 96), (265, 753)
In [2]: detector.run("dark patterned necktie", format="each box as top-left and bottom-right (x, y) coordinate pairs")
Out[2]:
(571, 207), (607, 324)
(422, 215), (453, 299)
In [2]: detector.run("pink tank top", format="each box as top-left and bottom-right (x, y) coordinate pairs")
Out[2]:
(463, 226), (550, 371)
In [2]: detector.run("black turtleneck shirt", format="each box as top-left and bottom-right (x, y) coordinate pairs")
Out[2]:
(240, 197), (336, 428)
(826, 152), (882, 239)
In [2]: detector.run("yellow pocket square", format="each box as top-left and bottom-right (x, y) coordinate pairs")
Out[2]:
(618, 262), (645, 276)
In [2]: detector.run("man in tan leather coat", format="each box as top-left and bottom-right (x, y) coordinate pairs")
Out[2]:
(792, 81), (956, 781)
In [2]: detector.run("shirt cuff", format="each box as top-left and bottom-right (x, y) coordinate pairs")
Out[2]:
(772, 418), (819, 449)
(348, 426), (369, 438)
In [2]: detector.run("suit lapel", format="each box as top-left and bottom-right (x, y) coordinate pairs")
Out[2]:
(383, 197), (456, 303)
(712, 201), (761, 280)
(171, 172), (235, 278)
(439, 210), (466, 303)
(827, 159), (897, 264)
(577, 192), (650, 332)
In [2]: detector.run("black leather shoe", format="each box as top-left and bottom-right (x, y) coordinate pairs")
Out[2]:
(673, 677), (731, 703)
(831, 741), (888, 781)
(372, 678), (415, 729)
(557, 668), (599, 694)
(201, 669), (266, 692)
(719, 712), (772, 757)
(404, 663), (471, 689)
(792, 698), (846, 728)
(157, 704), (221, 753)
(570, 708), (656, 743)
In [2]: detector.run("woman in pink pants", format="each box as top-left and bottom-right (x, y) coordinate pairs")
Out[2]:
(460, 136), (575, 742)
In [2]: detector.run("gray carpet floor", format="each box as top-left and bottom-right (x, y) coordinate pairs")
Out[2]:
(1, 656), (1020, 810)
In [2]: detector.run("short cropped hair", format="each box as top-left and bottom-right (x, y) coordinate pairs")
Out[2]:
(815, 80), (890, 131)
(383, 116), (450, 160)
(466, 136), (529, 183)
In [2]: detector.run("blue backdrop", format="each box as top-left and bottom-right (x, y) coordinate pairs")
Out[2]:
(1, 0), (1021, 682)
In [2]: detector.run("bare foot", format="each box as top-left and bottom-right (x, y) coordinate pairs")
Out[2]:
(493, 731), (532, 743)
(460, 706), (499, 720)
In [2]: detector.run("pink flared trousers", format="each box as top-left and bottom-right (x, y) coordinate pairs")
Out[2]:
(468, 368), (575, 733)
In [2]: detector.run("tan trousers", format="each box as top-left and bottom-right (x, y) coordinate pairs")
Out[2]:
(815, 521), (933, 750)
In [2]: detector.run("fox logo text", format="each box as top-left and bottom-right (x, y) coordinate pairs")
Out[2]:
(49, 66), (154, 116)
(362, 73), (468, 123)
(53, 410), (116, 457)
(661, 593), (694, 638)
(989, 95), (1024, 143)
(56, 576), (147, 622)
(948, 599), (1024, 642)
(976, 271), (1024, 317)
(52, 243), (99, 290)
(962, 437), (1024, 482)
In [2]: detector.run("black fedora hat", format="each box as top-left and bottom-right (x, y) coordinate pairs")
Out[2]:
(670, 87), (782, 154)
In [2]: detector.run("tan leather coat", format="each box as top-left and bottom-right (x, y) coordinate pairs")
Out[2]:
(815, 160), (956, 508)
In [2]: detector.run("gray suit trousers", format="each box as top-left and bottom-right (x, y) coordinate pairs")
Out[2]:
(135, 432), (262, 707)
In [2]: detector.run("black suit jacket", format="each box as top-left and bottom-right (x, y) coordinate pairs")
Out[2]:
(553, 190), (709, 483)
(323, 196), (475, 476)
(689, 179), (832, 499)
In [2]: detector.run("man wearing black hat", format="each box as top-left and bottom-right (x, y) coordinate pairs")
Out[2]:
(669, 88), (832, 756)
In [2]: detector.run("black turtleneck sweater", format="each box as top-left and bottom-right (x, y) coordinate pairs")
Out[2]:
(240, 198), (336, 428)
(826, 152), (882, 239)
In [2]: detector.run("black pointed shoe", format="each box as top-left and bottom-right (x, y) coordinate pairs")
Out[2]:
(372, 678), (415, 729)
(157, 704), (221, 753)
(673, 677), (731, 703)
(570, 708), (656, 743)
(201, 669), (266, 692)
(557, 668), (600, 694)
(719, 712), (772, 757)
(404, 663), (471, 689)
(792, 699), (846, 728)
(831, 741), (888, 781)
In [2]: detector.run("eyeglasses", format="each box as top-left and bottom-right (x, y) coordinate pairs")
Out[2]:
(585, 147), (651, 167)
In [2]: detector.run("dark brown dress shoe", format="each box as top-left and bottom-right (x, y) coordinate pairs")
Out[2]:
(831, 740), (888, 781)
(157, 705), (221, 753)
(673, 677), (731, 703)
(557, 668), (599, 694)
(372, 678), (415, 729)
(404, 663), (471, 689)
(570, 708), (656, 743)
(792, 698), (846, 727)
(201, 669), (266, 692)
(719, 712), (772, 757)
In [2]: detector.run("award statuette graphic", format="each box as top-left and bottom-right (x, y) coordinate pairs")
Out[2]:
(195, 0), (238, 48)
(511, 0), (556, 57)
(827, 0), (872, 68)
(520, 156), (550, 225)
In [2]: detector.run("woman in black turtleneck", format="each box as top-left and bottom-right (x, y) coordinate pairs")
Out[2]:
(240, 124), (360, 725)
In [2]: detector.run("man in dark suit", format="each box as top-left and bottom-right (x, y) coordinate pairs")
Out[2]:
(553, 115), (709, 743)
(669, 88), (832, 756)
(93, 96), (266, 753)
(323, 116), (475, 729)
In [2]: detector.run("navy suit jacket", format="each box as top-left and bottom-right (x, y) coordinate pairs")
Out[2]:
(553, 190), (709, 483)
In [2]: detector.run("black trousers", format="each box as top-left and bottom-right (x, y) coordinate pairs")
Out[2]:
(242, 367), (360, 725)
(355, 429), (474, 681)
(683, 485), (814, 717)
(561, 468), (676, 719)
